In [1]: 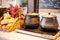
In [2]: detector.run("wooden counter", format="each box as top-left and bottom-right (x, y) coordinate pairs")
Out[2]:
(0, 8), (7, 17)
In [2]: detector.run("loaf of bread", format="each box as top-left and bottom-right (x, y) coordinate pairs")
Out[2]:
(54, 31), (60, 40)
(56, 37), (60, 40)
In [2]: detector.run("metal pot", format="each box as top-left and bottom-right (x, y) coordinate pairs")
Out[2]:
(25, 12), (40, 29)
(39, 13), (59, 32)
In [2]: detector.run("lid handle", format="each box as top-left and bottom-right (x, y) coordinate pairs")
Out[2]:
(48, 13), (50, 15)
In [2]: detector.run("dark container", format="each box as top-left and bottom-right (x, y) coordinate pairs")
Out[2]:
(25, 13), (40, 29)
(39, 13), (59, 32)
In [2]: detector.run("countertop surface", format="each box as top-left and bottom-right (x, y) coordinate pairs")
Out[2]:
(0, 30), (49, 40)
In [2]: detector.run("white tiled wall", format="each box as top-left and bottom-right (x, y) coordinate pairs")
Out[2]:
(39, 12), (60, 30)
(2, 0), (12, 8)
(1, 0), (20, 8)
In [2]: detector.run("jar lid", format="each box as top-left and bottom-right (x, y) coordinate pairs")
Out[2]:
(42, 13), (57, 18)
(27, 12), (39, 16)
